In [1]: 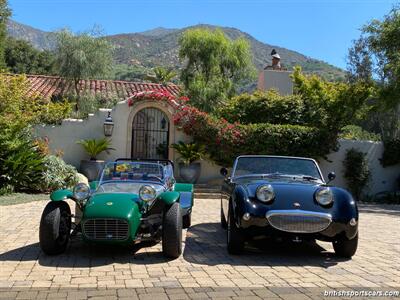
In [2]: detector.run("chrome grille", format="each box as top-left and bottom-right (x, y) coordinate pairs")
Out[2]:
(266, 210), (332, 233)
(83, 219), (129, 240)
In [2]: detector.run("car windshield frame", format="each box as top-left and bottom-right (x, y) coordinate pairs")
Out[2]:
(231, 155), (325, 183)
(98, 161), (173, 186)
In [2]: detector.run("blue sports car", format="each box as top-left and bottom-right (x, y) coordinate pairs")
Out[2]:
(220, 155), (358, 258)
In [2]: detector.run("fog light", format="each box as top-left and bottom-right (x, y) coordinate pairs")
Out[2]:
(242, 213), (251, 221)
(349, 218), (357, 226)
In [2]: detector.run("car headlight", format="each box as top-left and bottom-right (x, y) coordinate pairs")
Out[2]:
(73, 183), (90, 205)
(139, 185), (157, 202)
(256, 184), (275, 203)
(315, 187), (334, 206)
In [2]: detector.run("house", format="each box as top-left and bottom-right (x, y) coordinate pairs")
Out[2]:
(257, 50), (293, 95)
(28, 75), (221, 183)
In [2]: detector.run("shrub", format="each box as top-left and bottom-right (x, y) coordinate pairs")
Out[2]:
(174, 106), (337, 166)
(39, 101), (73, 124)
(0, 127), (45, 194)
(77, 138), (115, 160)
(171, 141), (206, 165)
(218, 90), (305, 125)
(39, 155), (79, 192)
(340, 125), (381, 142)
(380, 138), (400, 167)
(343, 148), (371, 200)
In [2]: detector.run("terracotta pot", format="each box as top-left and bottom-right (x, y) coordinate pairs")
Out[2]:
(79, 160), (105, 182)
(179, 162), (201, 183)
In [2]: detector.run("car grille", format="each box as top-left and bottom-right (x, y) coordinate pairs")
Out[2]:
(83, 219), (129, 240)
(266, 210), (332, 233)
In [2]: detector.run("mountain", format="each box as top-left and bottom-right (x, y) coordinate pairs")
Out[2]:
(6, 20), (346, 81)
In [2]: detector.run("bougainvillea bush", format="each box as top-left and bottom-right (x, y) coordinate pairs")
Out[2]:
(174, 106), (336, 166)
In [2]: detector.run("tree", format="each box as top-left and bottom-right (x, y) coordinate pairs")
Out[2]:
(5, 37), (55, 74)
(347, 6), (400, 139)
(145, 66), (177, 85)
(0, 0), (11, 68)
(54, 28), (113, 106)
(179, 28), (255, 113)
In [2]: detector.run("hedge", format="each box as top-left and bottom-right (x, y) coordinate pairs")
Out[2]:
(174, 106), (338, 166)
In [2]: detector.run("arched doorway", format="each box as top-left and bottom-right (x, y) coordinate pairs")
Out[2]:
(131, 107), (170, 159)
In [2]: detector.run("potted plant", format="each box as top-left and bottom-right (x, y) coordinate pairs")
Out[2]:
(171, 141), (205, 183)
(77, 138), (115, 181)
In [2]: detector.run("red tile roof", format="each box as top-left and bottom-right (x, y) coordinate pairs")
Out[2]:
(22, 74), (181, 100)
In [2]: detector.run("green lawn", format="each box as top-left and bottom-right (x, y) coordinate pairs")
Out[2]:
(0, 193), (49, 206)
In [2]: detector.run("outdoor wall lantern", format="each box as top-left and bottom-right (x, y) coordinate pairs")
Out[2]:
(103, 111), (114, 137)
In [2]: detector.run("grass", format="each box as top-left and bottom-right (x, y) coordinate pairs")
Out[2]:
(0, 193), (49, 206)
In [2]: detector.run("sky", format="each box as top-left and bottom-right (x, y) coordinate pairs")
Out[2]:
(8, 0), (398, 69)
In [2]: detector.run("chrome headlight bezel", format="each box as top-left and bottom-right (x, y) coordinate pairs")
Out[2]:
(73, 183), (90, 205)
(315, 187), (334, 206)
(256, 184), (275, 203)
(139, 185), (157, 202)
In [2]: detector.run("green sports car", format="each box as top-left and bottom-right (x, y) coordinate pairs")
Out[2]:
(39, 159), (194, 258)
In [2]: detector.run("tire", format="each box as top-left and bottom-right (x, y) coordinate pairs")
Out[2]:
(221, 201), (227, 229)
(39, 201), (71, 255)
(183, 213), (191, 229)
(227, 201), (244, 254)
(162, 202), (182, 258)
(332, 233), (358, 258)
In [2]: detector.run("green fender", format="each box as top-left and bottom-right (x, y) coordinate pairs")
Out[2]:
(158, 191), (180, 206)
(50, 189), (73, 201)
(174, 183), (194, 193)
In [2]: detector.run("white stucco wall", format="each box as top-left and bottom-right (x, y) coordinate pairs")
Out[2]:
(35, 101), (399, 195)
(257, 70), (293, 95)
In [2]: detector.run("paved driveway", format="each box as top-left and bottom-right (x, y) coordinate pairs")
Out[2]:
(0, 199), (399, 299)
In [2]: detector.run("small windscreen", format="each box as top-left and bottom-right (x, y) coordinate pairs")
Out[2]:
(234, 157), (321, 179)
(100, 162), (164, 183)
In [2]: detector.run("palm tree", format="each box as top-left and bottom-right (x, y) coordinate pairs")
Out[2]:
(145, 67), (177, 85)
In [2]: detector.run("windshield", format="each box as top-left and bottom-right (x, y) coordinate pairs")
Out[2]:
(233, 156), (322, 180)
(96, 162), (169, 194)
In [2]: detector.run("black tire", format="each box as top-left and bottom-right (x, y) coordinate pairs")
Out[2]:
(162, 202), (182, 258)
(333, 233), (358, 258)
(39, 201), (71, 255)
(221, 201), (227, 229)
(183, 213), (191, 229)
(227, 201), (244, 254)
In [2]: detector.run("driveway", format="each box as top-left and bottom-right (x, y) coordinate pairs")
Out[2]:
(0, 198), (399, 299)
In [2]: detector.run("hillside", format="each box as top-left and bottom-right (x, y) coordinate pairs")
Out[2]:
(6, 20), (346, 82)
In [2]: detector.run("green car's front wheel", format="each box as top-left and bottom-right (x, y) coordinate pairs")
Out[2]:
(162, 202), (182, 258)
(39, 201), (71, 255)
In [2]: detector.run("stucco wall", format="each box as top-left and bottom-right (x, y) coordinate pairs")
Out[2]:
(257, 70), (293, 95)
(35, 101), (399, 195)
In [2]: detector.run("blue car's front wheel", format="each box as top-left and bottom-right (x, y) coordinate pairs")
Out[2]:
(227, 201), (244, 254)
(333, 233), (358, 258)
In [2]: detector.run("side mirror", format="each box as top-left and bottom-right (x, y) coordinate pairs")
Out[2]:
(220, 167), (228, 177)
(327, 172), (336, 183)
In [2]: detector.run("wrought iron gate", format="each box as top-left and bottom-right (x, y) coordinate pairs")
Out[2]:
(131, 108), (170, 159)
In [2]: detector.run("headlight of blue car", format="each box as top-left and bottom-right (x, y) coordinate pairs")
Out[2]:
(315, 187), (334, 206)
(256, 184), (275, 203)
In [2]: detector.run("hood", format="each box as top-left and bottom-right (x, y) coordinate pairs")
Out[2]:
(83, 193), (140, 220)
(238, 178), (328, 212)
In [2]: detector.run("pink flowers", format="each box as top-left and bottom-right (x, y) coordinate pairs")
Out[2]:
(127, 90), (186, 107)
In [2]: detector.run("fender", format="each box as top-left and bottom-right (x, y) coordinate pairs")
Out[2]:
(158, 191), (180, 206)
(50, 189), (73, 201)
(174, 183), (194, 193)
(232, 185), (248, 225)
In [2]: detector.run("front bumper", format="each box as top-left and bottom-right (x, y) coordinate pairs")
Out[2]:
(238, 209), (358, 241)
